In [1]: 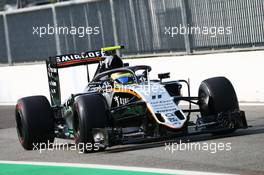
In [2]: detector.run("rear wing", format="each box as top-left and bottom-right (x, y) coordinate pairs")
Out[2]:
(48, 45), (124, 69)
(46, 45), (124, 106)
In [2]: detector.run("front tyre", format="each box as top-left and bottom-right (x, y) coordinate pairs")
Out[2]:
(198, 77), (239, 135)
(73, 94), (108, 153)
(15, 96), (55, 150)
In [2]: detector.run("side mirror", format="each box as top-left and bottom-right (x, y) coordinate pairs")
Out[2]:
(158, 72), (170, 82)
(124, 63), (129, 67)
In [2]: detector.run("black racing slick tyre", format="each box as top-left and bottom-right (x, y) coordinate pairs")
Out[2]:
(73, 94), (108, 153)
(15, 96), (55, 150)
(198, 77), (239, 134)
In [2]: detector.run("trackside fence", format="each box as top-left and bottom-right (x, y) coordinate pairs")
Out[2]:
(0, 0), (263, 64)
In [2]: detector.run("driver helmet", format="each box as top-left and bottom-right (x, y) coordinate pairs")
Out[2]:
(111, 72), (134, 86)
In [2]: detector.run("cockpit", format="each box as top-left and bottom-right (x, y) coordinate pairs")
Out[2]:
(90, 65), (152, 88)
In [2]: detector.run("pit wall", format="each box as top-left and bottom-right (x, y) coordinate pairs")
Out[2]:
(1, 50), (264, 105)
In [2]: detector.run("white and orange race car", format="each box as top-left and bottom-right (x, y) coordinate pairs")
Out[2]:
(15, 46), (248, 153)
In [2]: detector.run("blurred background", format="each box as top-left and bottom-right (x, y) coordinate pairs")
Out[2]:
(0, 0), (264, 104)
(0, 0), (69, 11)
(0, 0), (263, 64)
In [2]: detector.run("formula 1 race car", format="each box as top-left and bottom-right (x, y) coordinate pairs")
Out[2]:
(15, 46), (248, 152)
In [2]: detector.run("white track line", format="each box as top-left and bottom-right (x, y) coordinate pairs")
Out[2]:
(0, 160), (237, 175)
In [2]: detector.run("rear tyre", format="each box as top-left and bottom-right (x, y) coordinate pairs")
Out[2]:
(15, 96), (55, 150)
(198, 77), (239, 135)
(73, 94), (108, 153)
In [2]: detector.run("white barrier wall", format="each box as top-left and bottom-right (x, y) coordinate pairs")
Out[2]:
(0, 50), (264, 105)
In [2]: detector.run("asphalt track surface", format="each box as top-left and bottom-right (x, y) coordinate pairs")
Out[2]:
(0, 105), (264, 175)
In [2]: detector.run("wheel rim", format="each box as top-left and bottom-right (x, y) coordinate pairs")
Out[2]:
(74, 115), (81, 143)
(199, 91), (210, 114)
(16, 111), (24, 144)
